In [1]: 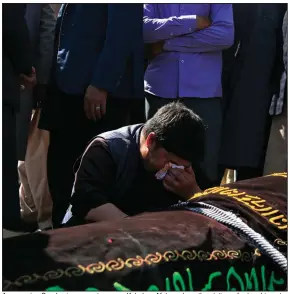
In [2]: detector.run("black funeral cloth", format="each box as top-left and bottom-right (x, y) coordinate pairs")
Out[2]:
(187, 172), (287, 254)
(3, 173), (287, 291)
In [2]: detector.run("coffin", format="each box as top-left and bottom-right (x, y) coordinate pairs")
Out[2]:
(3, 173), (287, 291)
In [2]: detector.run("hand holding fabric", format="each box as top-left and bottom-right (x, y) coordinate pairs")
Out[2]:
(163, 166), (201, 200)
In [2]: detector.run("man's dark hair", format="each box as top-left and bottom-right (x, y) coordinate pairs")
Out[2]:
(143, 102), (205, 165)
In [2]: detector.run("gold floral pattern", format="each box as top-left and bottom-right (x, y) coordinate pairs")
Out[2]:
(78, 262), (105, 274)
(4, 248), (261, 289)
(273, 238), (287, 246)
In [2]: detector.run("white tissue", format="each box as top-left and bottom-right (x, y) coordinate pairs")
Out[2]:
(155, 163), (184, 180)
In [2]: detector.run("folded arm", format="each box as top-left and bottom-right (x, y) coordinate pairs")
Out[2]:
(164, 4), (234, 53)
(90, 4), (142, 93)
(69, 140), (127, 224)
(143, 4), (198, 43)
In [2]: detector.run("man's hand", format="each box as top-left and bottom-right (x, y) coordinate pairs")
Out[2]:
(163, 166), (201, 200)
(84, 85), (107, 121)
(196, 16), (211, 30)
(20, 66), (36, 90)
(150, 40), (165, 59)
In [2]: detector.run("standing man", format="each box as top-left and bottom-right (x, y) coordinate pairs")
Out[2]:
(16, 4), (56, 230)
(3, 4), (36, 231)
(39, 4), (144, 227)
(17, 4), (56, 162)
(220, 4), (286, 181)
(264, 10), (287, 175)
(143, 4), (234, 186)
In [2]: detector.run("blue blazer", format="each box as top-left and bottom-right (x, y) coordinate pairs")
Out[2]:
(54, 4), (144, 99)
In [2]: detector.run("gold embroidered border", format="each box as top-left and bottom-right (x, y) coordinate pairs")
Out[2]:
(3, 248), (261, 289)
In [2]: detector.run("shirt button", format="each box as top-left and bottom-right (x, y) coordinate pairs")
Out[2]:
(170, 32), (174, 36)
(181, 60), (184, 63)
(189, 28), (192, 32)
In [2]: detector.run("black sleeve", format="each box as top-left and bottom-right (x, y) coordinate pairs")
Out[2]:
(70, 140), (117, 219)
(2, 4), (33, 75)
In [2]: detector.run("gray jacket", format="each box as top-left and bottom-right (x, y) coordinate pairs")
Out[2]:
(25, 4), (56, 84)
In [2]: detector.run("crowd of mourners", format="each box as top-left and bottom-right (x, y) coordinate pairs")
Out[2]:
(3, 4), (287, 233)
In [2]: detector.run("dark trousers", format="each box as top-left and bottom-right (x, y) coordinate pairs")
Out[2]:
(3, 105), (21, 227)
(145, 93), (222, 186)
(43, 88), (144, 227)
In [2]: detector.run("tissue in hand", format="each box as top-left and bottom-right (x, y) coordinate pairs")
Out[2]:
(155, 162), (184, 180)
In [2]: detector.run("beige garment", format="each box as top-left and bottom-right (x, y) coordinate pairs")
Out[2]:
(19, 109), (53, 229)
(263, 105), (287, 175)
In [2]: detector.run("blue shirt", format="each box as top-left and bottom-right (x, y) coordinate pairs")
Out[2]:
(144, 4), (234, 98)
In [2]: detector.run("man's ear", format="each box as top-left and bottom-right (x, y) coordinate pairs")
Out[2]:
(145, 132), (157, 150)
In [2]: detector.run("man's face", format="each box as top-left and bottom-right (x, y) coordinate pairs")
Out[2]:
(142, 133), (190, 172)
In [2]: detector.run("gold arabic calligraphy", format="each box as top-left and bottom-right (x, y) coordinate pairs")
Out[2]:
(189, 185), (287, 230)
